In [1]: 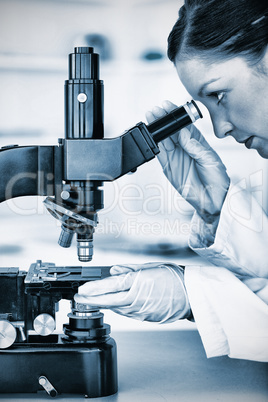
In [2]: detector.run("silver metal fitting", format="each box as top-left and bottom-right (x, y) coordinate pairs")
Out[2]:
(39, 376), (58, 397)
(184, 100), (202, 122)
(77, 240), (93, 262)
(0, 320), (16, 349)
(33, 314), (56, 336)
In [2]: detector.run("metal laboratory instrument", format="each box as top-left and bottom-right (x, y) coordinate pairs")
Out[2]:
(0, 47), (202, 397)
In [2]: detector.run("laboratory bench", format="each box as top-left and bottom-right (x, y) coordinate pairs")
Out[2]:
(0, 213), (267, 401)
(0, 330), (267, 402)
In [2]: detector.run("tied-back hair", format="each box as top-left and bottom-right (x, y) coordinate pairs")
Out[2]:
(167, 0), (268, 64)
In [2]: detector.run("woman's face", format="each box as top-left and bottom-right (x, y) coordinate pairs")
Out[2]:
(175, 53), (268, 158)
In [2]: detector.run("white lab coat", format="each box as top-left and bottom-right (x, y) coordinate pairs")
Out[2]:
(184, 183), (268, 362)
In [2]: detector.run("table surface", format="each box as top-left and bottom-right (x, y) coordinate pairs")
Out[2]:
(0, 330), (267, 402)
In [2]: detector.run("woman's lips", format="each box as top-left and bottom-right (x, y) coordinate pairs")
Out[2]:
(245, 136), (254, 149)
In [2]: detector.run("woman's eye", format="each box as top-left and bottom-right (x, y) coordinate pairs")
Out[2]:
(208, 91), (225, 104)
(216, 92), (225, 103)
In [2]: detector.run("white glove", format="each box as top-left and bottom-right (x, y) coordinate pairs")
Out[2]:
(74, 263), (192, 323)
(146, 101), (230, 223)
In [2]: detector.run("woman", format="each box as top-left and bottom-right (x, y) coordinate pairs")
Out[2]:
(75, 0), (268, 361)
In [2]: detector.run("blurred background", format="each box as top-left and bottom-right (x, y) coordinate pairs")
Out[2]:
(0, 0), (267, 331)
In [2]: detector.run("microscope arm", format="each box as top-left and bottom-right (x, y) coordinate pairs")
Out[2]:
(0, 145), (61, 202)
(0, 124), (157, 205)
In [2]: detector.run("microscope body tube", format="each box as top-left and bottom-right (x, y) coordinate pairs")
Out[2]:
(65, 47), (104, 140)
(61, 47), (105, 262)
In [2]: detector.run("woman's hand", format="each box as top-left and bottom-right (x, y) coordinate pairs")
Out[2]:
(147, 100), (230, 223)
(74, 263), (191, 323)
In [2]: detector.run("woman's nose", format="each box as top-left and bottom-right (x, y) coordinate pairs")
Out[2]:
(210, 110), (233, 139)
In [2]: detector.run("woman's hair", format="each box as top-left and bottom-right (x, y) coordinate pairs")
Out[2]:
(167, 0), (268, 64)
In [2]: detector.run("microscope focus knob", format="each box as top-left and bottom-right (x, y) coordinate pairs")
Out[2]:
(33, 314), (55, 336)
(0, 320), (16, 349)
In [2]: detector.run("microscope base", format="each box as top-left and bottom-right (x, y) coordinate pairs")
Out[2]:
(0, 337), (118, 397)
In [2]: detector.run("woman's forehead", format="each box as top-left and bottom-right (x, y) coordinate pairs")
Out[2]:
(175, 56), (249, 96)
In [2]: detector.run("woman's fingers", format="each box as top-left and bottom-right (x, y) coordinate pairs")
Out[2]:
(77, 272), (136, 296)
(74, 290), (132, 307)
(110, 262), (167, 275)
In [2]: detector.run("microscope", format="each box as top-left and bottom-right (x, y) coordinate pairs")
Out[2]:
(0, 47), (202, 397)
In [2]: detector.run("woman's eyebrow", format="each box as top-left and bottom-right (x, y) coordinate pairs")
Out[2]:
(198, 78), (221, 97)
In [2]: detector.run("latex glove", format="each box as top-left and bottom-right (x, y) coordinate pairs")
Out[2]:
(74, 263), (191, 323)
(146, 100), (230, 223)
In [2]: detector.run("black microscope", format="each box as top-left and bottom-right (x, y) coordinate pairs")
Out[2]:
(0, 47), (202, 397)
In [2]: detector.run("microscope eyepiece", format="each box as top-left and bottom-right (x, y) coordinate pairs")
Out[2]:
(147, 100), (202, 144)
(68, 46), (99, 80)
